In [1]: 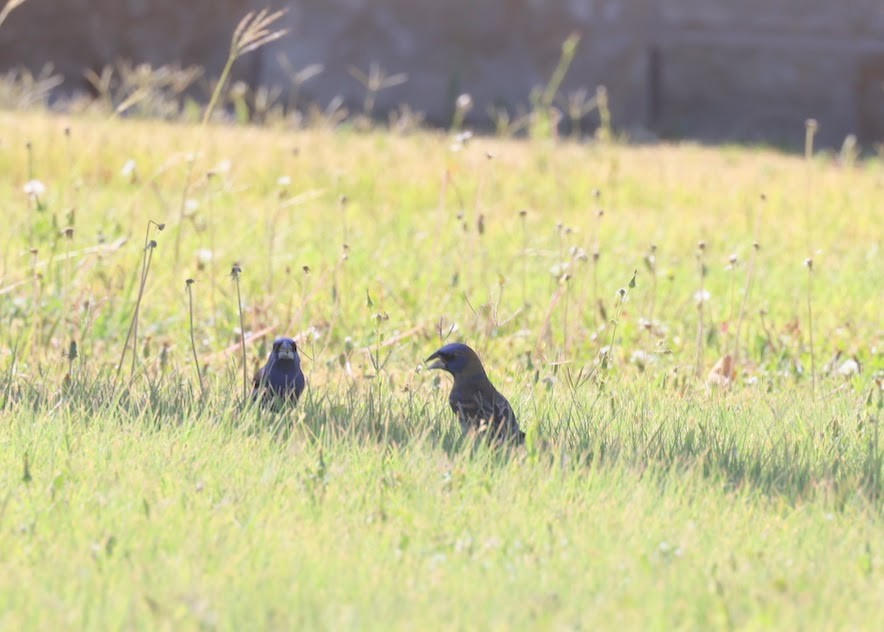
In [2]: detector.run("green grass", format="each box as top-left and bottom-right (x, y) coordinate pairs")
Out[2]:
(0, 110), (882, 630)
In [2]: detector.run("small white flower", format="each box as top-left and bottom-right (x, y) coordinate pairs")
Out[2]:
(694, 289), (711, 305)
(549, 263), (569, 278)
(449, 130), (473, 152)
(213, 159), (232, 174)
(196, 249), (213, 264)
(185, 199), (199, 213)
(23, 179), (46, 198)
(455, 93), (474, 112)
(277, 175), (291, 188)
(630, 350), (654, 367)
(836, 359), (859, 377)
(120, 159), (137, 178)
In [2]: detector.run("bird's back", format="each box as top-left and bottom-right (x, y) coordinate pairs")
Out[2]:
(449, 378), (524, 444)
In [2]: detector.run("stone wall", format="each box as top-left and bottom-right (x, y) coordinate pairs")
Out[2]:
(0, 0), (882, 146)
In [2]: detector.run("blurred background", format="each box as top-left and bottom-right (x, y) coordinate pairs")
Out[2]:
(1, 0), (882, 148)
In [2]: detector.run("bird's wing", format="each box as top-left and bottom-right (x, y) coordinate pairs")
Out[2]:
(251, 366), (266, 399)
(294, 369), (306, 400)
(452, 381), (522, 442)
(482, 392), (523, 443)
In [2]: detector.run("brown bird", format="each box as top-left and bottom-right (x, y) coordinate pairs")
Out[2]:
(426, 342), (524, 444)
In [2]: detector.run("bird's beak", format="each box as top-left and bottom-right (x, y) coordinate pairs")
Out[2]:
(277, 341), (296, 360)
(425, 351), (445, 371)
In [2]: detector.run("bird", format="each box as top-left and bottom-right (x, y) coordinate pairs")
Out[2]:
(426, 342), (524, 445)
(252, 337), (305, 405)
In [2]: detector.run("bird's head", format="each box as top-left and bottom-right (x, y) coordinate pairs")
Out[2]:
(271, 337), (298, 362)
(426, 342), (486, 378)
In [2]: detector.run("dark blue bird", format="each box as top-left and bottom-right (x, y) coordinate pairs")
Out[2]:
(426, 342), (524, 445)
(252, 337), (305, 405)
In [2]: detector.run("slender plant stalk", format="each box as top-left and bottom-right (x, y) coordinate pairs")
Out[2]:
(129, 242), (155, 377)
(591, 191), (604, 332)
(640, 244), (658, 369)
(602, 270), (636, 373)
(206, 172), (218, 314)
(231, 264), (247, 400)
(0, 0), (29, 31)
(116, 221), (164, 385)
(804, 119), (818, 395)
(131, 221), (164, 376)
(519, 210), (528, 306)
(695, 241), (707, 378)
(173, 155), (196, 270)
(806, 258), (816, 396)
(733, 195), (764, 363)
(185, 278), (204, 397)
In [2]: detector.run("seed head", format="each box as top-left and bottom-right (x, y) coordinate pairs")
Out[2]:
(804, 257), (813, 270)
(23, 179), (46, 198)
(121, 159), (137, 179)
(455, 93), (474, 113)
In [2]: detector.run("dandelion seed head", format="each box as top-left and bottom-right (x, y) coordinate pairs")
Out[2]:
(455, 93), (474, 112)
(23, 179), (46, 197)
(120, 159), (137, 178)
(694, 289), (711, 305)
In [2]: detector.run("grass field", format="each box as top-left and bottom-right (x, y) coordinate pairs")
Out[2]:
(0, 109), (882, 629)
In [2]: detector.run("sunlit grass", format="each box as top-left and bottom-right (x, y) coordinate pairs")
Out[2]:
(0, 109), (881, 629)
